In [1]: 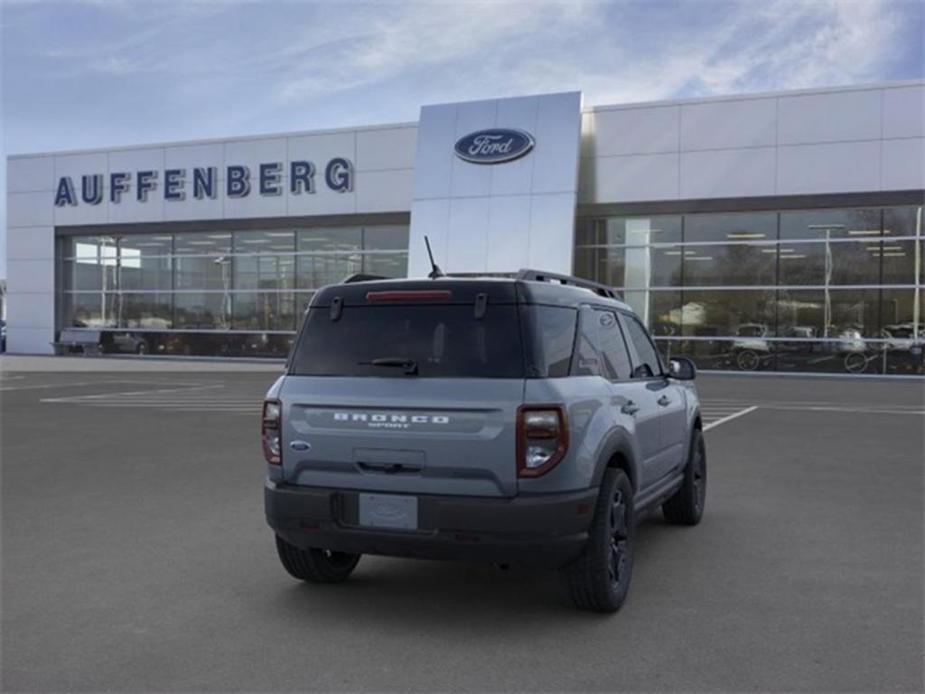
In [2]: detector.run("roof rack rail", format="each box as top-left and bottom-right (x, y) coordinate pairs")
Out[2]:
(516, 269), (621, 300)
(341, 273), (390, 284)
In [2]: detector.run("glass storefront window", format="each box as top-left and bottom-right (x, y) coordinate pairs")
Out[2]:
(119, 256), (172, 291)
(776, 240), (883, 286)
(60, 259), (118, 292)
(575, 216), (682, 247)
(297, 227), (362, 253)
(234, 255), (295, 290)
(777, 288), (881, 338)
(64, 292), (118, 328)
(234, 230), (295, 254)
(175, 256), (232, 290)
(174, 292), (231, 330)
(574, 246), (681, 289)
(174, 232), (231, 255)
(684, 212), (777, 243)
(120, 293), (173, 329)
(681, 243), (777, 286)
(119, 235), (172, 257)
(679, 290), (777, 337)
(780, 208), (883, 240)
(232, 292), (296, 331)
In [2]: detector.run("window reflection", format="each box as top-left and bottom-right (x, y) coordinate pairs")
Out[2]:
(684, 212), (776, 243)
(575, 204), (922, 374)
(56, 224), (409, 353)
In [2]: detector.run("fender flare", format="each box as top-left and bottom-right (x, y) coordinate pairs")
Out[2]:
(590, 427), (640, 492)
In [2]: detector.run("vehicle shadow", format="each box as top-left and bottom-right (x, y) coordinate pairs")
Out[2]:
(261, 515), (679, 630)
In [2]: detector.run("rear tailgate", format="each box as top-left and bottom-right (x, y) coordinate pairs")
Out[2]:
(280, 377), (523, 497)
(281, 287), (526, 497)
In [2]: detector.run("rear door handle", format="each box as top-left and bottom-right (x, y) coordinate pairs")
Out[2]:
(621, 401), (640, 415)
(657, 395), (671, 407)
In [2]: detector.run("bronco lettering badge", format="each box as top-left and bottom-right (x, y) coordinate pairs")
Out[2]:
(454, 128), (535, 164)
(333, 412), (450, 429)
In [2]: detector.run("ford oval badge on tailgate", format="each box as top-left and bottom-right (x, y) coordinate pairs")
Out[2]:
(454, 128), (534, 164)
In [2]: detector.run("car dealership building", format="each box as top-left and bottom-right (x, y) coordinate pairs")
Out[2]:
(5, 81), (924, 374)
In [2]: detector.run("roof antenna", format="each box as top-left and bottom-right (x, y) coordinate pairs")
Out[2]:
(424, 235), (445, 279)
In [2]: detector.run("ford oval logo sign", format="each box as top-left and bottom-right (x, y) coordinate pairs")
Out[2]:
(454, 129), (535, 164)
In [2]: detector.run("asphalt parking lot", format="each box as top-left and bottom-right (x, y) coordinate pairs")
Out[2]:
(1, 357), (922, 692)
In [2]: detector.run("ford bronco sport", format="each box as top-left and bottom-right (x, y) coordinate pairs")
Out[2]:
(263, 269), (704, 612)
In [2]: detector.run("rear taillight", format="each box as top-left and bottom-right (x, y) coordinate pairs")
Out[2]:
(517, 405), (568, 477)
(262, 399), (282, 465)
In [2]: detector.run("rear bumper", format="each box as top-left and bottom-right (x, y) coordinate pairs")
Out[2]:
(265, 481), (597, 568)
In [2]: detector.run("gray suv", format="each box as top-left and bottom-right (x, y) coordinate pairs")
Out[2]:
(263, 270), (705, 612)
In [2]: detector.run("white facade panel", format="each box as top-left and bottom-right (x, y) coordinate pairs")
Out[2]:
(356, 168), (413, 213)
(445, 197), (490, 273)
(7, 156), (54, 193)
(590, 106), (679, 156)
(594, 152), (679, 202)
(108, 146), (165, 176)
(680, 98), (776, 151)
(223, 137), (289, 178)
(223, 183), (288, 219)
(54, 193), (110, 226)
(777, 89), (882, 145)
(491, 96), (539, 196)
(6, 326), (55, 355)
(527, 193), (575, 272)
(286, 131), (358, 217)
(882, 86), (925, 139)
(8, 191), (54, 227)
(5, 226), (54, 260)
(680, 147), (776, 199)
(54, 152), (108, 182)
(410, 104), (456, 200)
(408, 92), (581, 276)
(531, 92), (582, 194)
(356, 127), (417, 171)
(164, 142), (225, 174)
(777, 140), (881, 194)
(163, 191), (224, 222)
(407, 198), (450, 277)
(485, 195), (532, 273)
(7, 259), (55, 294)
(5, 292), (54, 330)
(450, 100), (496, 198)
(286, 185), (356, 216)
(881, 138), (925, 191)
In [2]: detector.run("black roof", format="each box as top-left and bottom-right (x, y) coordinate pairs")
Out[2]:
(310, 273), (631, 312)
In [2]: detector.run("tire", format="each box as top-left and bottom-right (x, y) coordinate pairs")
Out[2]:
(844, 352), (867, 374)
(561, 468), (635, 613)
(662, 429), (707, 526)
(735, 349), (760, 371)
(274, 535), (360, 583)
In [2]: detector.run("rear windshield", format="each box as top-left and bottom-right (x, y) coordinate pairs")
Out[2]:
(290, 305), (525, 378)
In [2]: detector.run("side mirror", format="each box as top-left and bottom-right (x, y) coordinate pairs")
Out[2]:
(669, 357), (696, 380)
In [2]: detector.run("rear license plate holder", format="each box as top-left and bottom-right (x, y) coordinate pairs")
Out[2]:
(358, 493), (418, 530)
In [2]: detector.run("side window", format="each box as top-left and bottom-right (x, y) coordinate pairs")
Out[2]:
(526, 306), (577, 377)
(623, 314), (662, 378)
(595, 310), (633, 380)
(572, 307), (603, 377)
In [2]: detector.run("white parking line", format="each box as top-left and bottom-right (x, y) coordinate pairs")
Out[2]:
(703, 405), (759, 431)
(41, 384), (224, 402)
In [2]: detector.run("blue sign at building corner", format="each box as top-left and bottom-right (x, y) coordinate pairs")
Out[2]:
(454, 128), (535, 164)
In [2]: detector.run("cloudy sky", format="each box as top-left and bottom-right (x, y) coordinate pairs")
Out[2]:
(1, 0), (923, 277)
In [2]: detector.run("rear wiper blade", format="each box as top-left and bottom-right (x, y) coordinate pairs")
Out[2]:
(358, 357), (419, 375)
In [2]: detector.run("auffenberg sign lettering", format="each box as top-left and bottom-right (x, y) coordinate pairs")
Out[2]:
(454, 129), (534, 164)
(53, 158), (354, 207)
